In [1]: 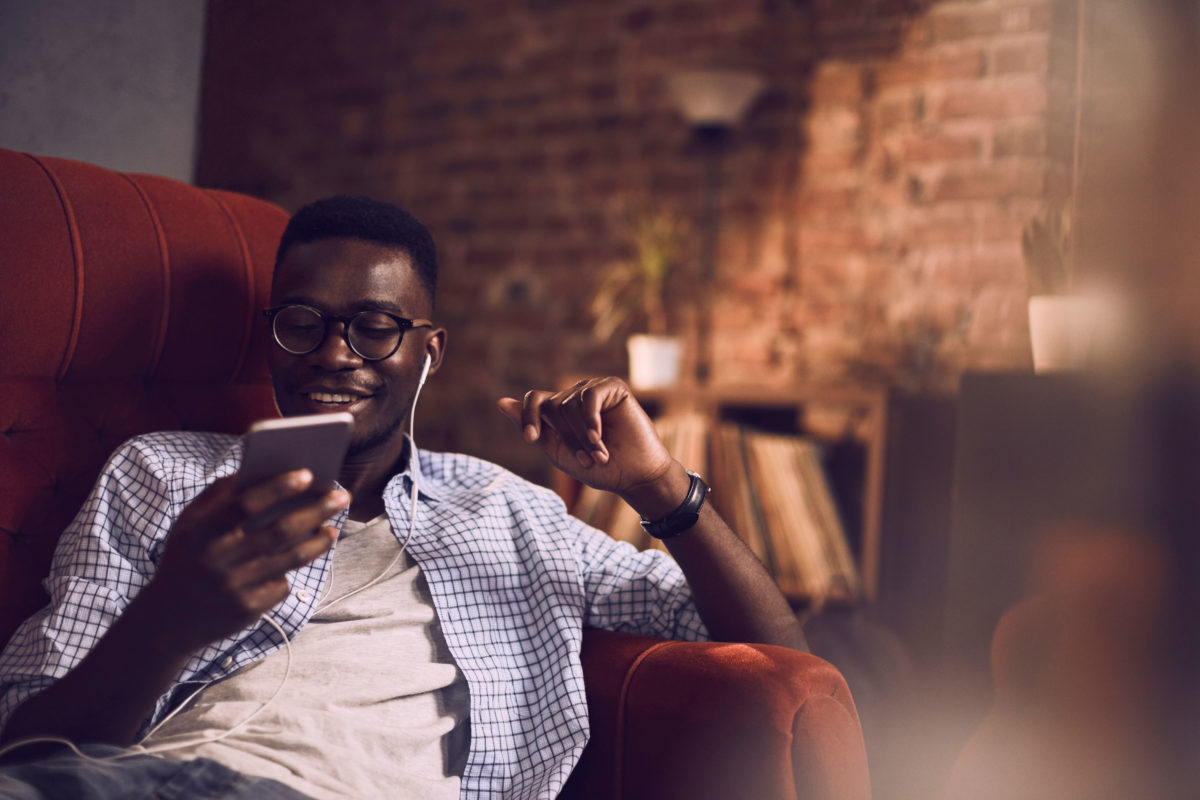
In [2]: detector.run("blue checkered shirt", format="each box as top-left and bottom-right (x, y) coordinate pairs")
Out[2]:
(0, 432), (707, 799)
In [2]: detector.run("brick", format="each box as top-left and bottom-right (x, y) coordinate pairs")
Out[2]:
(966, 286), (1032, 349)
(933, 80), (1049, 120)
(993, 38), (1050, 75)
(904, 214), (979, 247)
(800, 223), (870, 254)
(925, 164), (1046, 202)
(993, 124), (1047, 157)
(810, 64), (868, 106)
(872, 49), (986, 88)
(911, 246), (1025, 288)
(803, 149), (866, 174)
(902, 133), (985, 162)
(875, 93), (925, 129)
(929, 3), (1052, 43)
(801, 186), (860, 213)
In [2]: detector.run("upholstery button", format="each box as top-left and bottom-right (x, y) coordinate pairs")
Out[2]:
(296, 590), (311, 602)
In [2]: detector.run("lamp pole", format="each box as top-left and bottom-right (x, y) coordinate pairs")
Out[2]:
(667, 69), (764, 387)
(696, 125), (729, 385)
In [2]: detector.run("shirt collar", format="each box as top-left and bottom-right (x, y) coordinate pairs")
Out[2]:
(389, 433), (445, 502)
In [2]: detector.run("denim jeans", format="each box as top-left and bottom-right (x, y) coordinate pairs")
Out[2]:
(0, 744), (313, 799)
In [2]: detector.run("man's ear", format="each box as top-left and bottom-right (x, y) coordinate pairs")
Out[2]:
(423, 328), (447, 377)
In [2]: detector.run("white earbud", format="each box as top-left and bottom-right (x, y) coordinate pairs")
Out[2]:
(418, 353), (432, 389)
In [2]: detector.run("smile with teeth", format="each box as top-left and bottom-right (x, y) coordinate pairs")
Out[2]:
(307, 392), (366, 405)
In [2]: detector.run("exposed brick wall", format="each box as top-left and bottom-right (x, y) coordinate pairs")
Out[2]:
(199, 0), (1069, 481)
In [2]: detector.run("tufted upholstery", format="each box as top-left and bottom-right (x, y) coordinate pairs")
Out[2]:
(0, 148), (870, 798)
(564, 630), (872, 800)
(0, 147), (286, 646)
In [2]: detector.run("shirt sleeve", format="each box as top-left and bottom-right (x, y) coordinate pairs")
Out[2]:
(568, 515), (709, 642)
(0, 438), (176, 732)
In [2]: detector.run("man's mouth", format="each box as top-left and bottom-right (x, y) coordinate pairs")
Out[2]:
(301, 390), (376, 407)
(307, 392), (359, 405)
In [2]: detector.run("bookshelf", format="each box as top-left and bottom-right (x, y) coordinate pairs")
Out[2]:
(553, 381), (889, 604)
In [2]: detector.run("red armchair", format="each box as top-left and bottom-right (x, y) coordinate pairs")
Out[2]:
(0, 148), (870, 799)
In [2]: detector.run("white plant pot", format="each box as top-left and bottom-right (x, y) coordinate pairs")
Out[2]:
(627, 334), (684, 390)
(1029, 294), (1116, 373)
(1029, 295), (1076, 373)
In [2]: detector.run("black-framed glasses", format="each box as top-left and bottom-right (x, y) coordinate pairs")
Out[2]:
(263, 304), (433, 361)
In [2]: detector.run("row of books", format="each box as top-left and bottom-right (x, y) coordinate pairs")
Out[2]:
(570, 413), (861, 602)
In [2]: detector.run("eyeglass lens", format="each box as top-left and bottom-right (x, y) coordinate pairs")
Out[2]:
(272, 306), (402, 360)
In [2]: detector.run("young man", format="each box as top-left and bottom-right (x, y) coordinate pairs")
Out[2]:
(0, 197), (803, 799)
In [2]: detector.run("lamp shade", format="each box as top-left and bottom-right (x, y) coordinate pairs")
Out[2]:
(667, 69), (765, 129)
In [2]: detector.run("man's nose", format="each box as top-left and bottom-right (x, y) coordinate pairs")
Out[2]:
(309, 322), (363, 368)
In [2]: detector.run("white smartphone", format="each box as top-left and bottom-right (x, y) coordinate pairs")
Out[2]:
(237, 412), (354, 529)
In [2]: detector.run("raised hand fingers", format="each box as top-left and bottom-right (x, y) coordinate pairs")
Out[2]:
(554, 381), (609, 466)
(573, 381), (611, 462)
(519, 389), (553, 442)
(502, 379), (630, 464)
(533, 386), (594, 460)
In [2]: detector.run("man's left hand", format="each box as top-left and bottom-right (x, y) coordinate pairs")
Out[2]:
(498, 377), (690, 519)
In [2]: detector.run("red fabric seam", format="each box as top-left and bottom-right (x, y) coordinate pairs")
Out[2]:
(120, 174), (172, 378)
(26, 154), (84, 383)
(203, 190), (256, 384)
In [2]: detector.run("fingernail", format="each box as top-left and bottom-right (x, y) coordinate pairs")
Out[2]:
(524, 425), (538, 442)
(292, 469), (314, 487)
(587, 429), (602, 444)
(575, 449), (592, 467)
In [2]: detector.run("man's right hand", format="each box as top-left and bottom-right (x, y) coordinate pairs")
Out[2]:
(137, 469), (349, 656)
(1, 470), (349, 748)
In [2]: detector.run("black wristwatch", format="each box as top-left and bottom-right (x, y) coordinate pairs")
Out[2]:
(640, 471), (710, 540)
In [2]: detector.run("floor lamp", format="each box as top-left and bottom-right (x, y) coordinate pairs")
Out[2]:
(667, 68), (765, 384)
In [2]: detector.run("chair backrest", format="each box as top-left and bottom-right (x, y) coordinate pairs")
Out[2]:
(0, 148), (289, 646)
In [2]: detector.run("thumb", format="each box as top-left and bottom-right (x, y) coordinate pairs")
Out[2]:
(496, 397), (522, 427)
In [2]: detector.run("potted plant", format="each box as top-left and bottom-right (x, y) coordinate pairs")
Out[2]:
(592, 209), (687, 389)
(1022, 203), (1082, 372)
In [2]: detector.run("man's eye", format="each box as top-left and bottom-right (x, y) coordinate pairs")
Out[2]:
(357, 327), (397, 340)
(284, 323), (322, 334)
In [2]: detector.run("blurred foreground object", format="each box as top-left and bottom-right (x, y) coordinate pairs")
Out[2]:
(946, 368), (1200, 799)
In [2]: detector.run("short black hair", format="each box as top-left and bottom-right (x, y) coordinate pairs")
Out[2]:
(275, 196), (438, 304)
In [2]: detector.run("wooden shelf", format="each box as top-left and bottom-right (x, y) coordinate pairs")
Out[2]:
(555, 380), (889, 604)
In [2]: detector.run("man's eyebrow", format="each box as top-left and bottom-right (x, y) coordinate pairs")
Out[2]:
(278, 296), (414, 316)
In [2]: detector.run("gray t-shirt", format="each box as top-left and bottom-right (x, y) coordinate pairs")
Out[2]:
(143, 514), (470, 799)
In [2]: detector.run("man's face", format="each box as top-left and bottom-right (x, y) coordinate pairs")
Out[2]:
(267, 236), (441, 458)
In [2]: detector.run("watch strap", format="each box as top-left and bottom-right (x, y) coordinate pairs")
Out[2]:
(640, 471), (709, 540)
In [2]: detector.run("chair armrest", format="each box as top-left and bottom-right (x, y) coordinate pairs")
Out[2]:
(562, 628), (871, 800)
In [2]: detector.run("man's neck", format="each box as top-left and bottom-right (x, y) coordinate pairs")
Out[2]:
(338, 435), (410, 522)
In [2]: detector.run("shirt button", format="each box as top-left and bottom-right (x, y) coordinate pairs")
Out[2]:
(296, 590), (312, 602)
(220, 655), (234, 669)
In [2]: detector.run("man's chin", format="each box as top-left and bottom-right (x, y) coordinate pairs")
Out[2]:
(347, 415), (407, 458)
